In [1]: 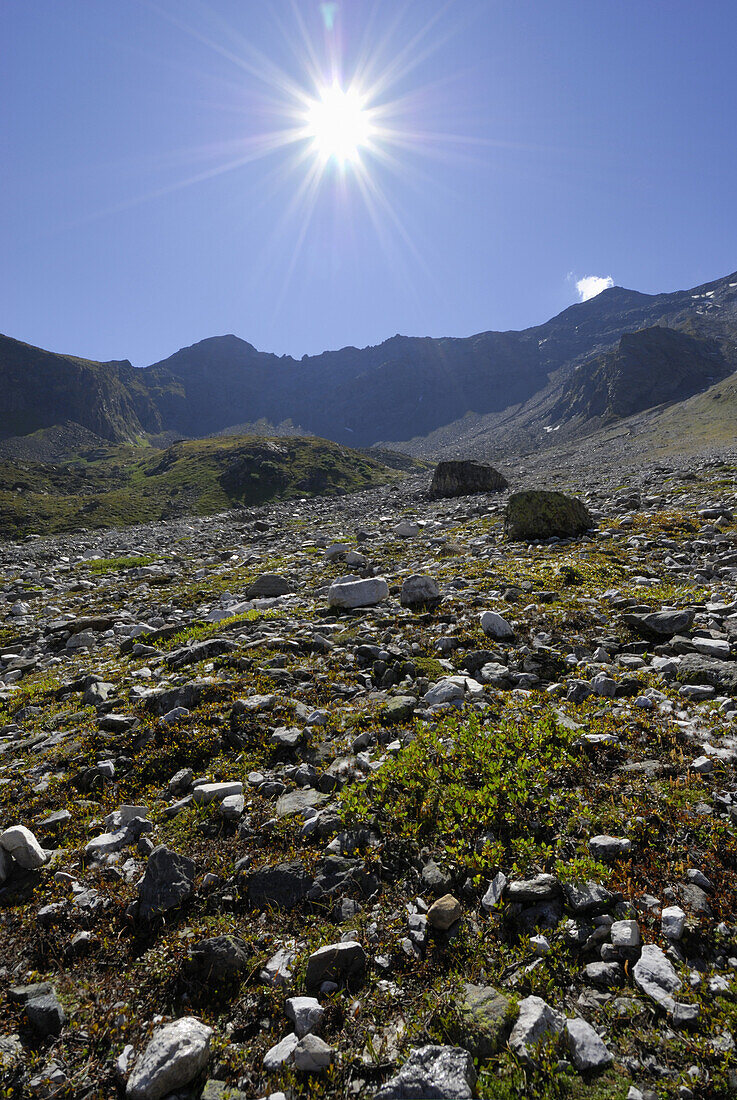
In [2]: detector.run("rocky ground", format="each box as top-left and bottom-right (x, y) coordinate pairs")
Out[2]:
(2, 453), (737, 1099)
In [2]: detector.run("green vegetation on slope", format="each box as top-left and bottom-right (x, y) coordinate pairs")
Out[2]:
(0, 434), (414, 537)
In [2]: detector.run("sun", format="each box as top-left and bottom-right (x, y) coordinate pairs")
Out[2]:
(304, 82), (373, 165)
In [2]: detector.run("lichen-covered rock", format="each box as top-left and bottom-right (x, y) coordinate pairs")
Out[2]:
(505, 490), (592, 540)
(429, 460), (508, 499)
(456, 984), (512, 1057)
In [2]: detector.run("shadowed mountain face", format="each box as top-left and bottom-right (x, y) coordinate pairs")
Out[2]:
(547, 327), (730, 426)
(2, 268), (737, 448)
(0, 335), (163, 443)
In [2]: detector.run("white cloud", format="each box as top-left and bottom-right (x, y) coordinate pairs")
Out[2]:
(576, 274), (614, 302)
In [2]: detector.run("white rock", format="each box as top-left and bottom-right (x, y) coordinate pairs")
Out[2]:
(662, 905), (687, 941)
(293, 1033), (333, 1072)
(610, 919), (640, 948)
(395, 521), (421, 538)
(481, 872), (507, 911)
(125, 1017), (212, 1100)
(219, 794), (245, 820)
(693, 637), (730, 658)
(263, 1032), (299, 1071)
(286, 996), (324, 1038)
(480, 611), (514, 640)
(0, 826), (46, 869)
(84, 829), (129, 859)
(565, 1017), (612, 1071)
(105, 805), (150, 831)
(633, 943), (681, 1012)
(328, 577), (389, 608)
(422, 678), (465, 706)
(588, 834), (631, 859)
(192, 781), (243, 805)
(509, 995), (565, 1060)
(422, 676), (482, 707)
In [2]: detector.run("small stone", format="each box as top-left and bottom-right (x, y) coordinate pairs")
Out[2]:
(136, 846), (196, 922)
(263, 1032), (298, 1071)
(589, 835), (631, 860)
(328, 577), (389, 609)
(192, 781), (243, 804)
(480, 611), (515, 640)
(481, 872), (507, 911)
(285, 996), (324, 1038)
(427, 893), (461, 931)
(507, 874), (560, 902)
(400, 575), (440, 608)
(293, 1033), (333, 1073)
(306, 941), (366, 988)
(565, 1017), (612, 1072)
(509, 996), (565, 1061)
(457, 984), (511, 1058)
(25, 991), (65, 1038)
(611, 920), (640, 948)
(662, 905), (687, 940)
(633, 943), (681, 1012)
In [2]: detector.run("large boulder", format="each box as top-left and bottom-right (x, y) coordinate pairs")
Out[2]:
(400, 575), (441, 608)
(505, 491), (592, 541)
(623, 608), (695, 639)
(677, 653), (737, 693)
(328, 577), (389, 609)
(0, 826), (46, 870)
(186, 936), (249, 982)
(429, 461), (508, 499)
(248, 861), (314, 910)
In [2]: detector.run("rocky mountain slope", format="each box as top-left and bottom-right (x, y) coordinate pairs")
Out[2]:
(0, 335), (163, 444)
(3, 269), (737, 451)
(2, 455), (737, 1098)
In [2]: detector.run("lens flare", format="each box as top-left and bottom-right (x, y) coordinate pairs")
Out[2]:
(304, 83), (372, 165)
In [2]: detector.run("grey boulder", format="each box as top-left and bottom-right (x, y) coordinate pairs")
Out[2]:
(136, 846), (196, 922)
(429, 460), (508, 499)
(505, 491), (592, 541)
(400, 575), (441, 608)
(373, 1044), (477, 1099)
(328, 577), (389, 609)
(565, 1017), (612, 1072)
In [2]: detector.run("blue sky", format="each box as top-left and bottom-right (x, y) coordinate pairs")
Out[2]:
(2, 1), (736, 366)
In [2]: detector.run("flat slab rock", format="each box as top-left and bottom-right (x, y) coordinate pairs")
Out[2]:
(328, 577), (389, 608)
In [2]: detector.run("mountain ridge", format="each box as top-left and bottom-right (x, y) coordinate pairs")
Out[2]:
(2, 267), (737, 451)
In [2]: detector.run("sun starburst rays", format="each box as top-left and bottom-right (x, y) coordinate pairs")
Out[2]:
(89, 1), (476, 314)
